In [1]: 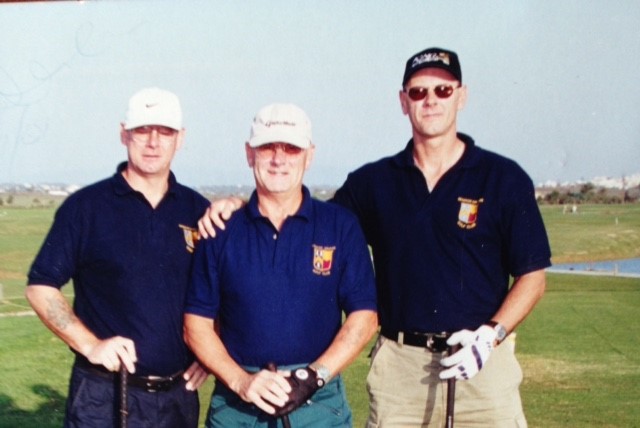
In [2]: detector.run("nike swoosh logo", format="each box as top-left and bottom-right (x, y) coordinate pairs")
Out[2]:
(145, 103), (158, 108)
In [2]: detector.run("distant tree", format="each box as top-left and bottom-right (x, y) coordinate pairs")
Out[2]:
(544, 190), (561, 204)
(0, 197), (3, 206)
(6, 195), (13, 205)
(580, 183), (595, 195)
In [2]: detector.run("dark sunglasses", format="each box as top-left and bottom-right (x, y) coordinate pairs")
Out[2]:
(405, 84), (459, 101)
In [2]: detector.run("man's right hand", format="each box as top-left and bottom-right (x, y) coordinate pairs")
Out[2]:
(198, 197), (244, 238)
(84, 336), (137, 374)
(231, 369), (292, 415)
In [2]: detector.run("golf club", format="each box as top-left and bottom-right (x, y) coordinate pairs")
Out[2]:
(266, 362), (292, 428)
(445, 344), (461, 428)
(119, 363), (128, 428)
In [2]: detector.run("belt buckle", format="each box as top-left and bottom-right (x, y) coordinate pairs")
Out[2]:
(426, 332), (449, 353)
(145, 375), (169, 393)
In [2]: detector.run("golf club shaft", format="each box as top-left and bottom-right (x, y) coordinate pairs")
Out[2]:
(445, 377), (455, 428)
(282, 414), (292, 428)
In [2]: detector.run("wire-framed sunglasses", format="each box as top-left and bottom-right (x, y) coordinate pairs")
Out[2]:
(405, 84), (460, 101)
(254, 142), (304, 156)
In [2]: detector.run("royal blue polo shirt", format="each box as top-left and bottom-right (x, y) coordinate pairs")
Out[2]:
(28, 162), (210, 376)
(185, 186), (377, 367)
(332, 134), (552, 333)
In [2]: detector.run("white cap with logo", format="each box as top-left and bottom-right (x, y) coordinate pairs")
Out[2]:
(124, 87), (182, 131)
(248, 103), (312, 149)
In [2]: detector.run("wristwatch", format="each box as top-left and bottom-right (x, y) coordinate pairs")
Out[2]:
(484, 320), (507, 344)
(309, 363), (331, 384)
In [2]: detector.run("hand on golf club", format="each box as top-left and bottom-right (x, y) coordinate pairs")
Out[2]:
(269, 366), (325, 417)
(439, 325), (497, 380)
(85, 336), (137, 374)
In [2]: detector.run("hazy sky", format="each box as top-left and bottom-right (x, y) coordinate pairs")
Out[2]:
(1, 0), (639, 187)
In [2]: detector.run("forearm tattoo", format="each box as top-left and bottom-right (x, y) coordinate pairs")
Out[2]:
(46, 295), (76, 330)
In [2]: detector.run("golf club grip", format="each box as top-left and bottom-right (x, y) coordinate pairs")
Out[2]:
(120, 365), (128, 428)
(445, 344), (461, 428)
(265, 362), (292, 428)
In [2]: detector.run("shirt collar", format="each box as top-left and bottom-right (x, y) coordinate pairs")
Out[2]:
(246, 185), (312, 222)
(111, 161), (179, 199)
(392, 133), (480, 170)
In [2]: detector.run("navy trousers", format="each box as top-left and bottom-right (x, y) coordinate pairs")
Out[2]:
(64, 365), (199, 428)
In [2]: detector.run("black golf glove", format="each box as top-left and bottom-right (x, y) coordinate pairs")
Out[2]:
(272, 366), (325, 417)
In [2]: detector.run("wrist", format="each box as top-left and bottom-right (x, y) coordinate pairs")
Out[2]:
(308, 363), (330, 384)
(484, 320), (507, 345)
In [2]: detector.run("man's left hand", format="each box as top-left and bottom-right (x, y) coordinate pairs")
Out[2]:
(183, 361), (209, 391)
(271, 366), (324, 417)
(439, 325), (497, 380)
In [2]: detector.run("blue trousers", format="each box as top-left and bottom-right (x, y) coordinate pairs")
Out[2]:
(64, 365), (199, 428)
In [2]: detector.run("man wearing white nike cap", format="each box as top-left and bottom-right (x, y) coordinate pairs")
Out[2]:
(27, 87), (210, 427)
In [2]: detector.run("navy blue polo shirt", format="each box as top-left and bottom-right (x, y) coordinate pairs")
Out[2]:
(185, 186), (377, 367)
(332, 134), (551, 333)
(28, 162), (210, 376)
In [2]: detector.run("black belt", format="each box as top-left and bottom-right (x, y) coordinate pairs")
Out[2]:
(75, 358), (185, 393)
(381, 327), (450, 353)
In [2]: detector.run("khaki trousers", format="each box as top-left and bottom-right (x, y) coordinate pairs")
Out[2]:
(366, 334), (527, 427)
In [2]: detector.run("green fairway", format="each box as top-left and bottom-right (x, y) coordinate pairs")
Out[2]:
(539, 203), (640, 263)
(1, 203), (639, 427)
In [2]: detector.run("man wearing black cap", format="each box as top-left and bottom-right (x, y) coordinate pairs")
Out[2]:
(198, 48), (552, 426)
(332, 47), (552, 426)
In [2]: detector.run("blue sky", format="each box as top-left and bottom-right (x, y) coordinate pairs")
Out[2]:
(1, 0), (639, 187)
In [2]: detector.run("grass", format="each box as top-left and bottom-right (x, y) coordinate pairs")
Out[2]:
(517, 274), (640, 427)
(539, 204), (640, 263)
(1, 202), (639, 427)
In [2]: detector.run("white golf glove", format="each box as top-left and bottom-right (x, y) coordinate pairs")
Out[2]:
(439, 325), (497, 380)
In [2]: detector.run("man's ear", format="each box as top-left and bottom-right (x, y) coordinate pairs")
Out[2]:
(245, 142), (255, 167)
(120, 123), (129, 147)
(399, 90), (410, 116)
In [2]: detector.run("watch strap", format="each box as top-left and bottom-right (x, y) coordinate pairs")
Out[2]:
(309, 363), (331, 383)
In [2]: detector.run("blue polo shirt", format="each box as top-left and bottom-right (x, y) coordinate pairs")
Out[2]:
(332, 134), (551, 333)
(185, 186), (377, 367)
(28, 162), (210, 376)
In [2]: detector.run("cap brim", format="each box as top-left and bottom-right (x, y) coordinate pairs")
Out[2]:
(248, 130), (311, 149)
(403, 63), (461, 85)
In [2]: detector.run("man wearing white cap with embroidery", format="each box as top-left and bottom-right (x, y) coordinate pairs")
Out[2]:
(184, 103), (377, 427)
(26, 87), (210, 427)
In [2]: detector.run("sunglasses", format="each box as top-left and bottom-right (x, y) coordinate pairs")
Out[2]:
(255, 142), (304, 156)
(129, 125), (178, 143)
(405, 84), (459, 101)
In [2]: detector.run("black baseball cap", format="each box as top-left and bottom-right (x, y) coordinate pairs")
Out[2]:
(402, 47), (462, 86)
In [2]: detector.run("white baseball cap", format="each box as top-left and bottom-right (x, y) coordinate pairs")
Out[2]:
(248, 103), (312, 149)
(124, 87), (182, 131)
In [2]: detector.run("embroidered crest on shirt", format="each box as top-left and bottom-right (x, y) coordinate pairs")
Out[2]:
(179, 224), (199, 253)
(457, 197), (483, 229)
(312, 245), (335, 276)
